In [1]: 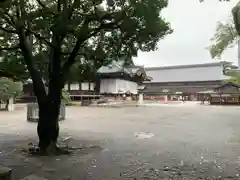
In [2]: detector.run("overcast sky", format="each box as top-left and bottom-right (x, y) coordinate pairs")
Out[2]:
(133, 0), (239, 67)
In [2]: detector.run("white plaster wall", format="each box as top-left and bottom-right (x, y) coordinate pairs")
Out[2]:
(100, 79), (138, 94)
(70, 83), (79, 90)
(81, 83), (95, 90)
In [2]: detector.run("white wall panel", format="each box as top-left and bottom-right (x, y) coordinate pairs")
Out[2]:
(100, 79), (138, 94)
(70, 83), (79, 90)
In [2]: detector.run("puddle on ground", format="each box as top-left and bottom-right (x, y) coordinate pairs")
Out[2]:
(133, 132), (154, 139)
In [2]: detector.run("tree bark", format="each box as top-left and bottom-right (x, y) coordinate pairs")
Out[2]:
(37, 98), (60, 153)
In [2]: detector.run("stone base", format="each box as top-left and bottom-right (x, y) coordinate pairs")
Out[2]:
(21, 174), (48, 180)
(0, 166), (12, 180)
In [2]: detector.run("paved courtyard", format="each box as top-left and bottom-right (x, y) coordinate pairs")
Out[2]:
(0, 104), (240, 179)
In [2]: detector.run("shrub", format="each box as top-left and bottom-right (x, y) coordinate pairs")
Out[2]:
(0, 77), (23, 100)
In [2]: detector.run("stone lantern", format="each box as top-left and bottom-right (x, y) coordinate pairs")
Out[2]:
(137, 85), (145, 105)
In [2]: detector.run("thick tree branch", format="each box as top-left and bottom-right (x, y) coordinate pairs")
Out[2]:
(47, 0), (78, 103)
(17, 23), (47, 104)
(60, 21), (121, 87)
(54, 0), (78, 40)
(0, 70), (22, 81)
(0, 26), (17, 33)
(232, 3), (240, 36)
(57, 0), (61, 12)
(61, 51), (85, 56)
(77, 7), (128, 23)
(23, 27), (55, 48)
(0, 10), (16, 27)
(0, 46), (19, 51)
(35, 0), (56, 16)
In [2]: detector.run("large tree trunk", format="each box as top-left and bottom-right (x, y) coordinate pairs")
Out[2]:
(37, 85), (61, 153)
(37, 102), (60, 153)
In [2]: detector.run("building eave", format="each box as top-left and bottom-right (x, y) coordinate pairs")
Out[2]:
(145, 61), (232, 71)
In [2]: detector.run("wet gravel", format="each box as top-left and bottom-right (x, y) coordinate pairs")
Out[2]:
(0, 105), (240, 179)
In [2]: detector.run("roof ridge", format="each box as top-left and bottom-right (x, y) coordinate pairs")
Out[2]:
(145, 61), (232, 71)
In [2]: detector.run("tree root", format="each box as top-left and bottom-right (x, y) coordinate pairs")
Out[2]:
(27, 143), (72, 156)
(25, 141), (101, 156)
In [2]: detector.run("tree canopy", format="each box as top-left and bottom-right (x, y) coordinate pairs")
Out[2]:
(209, 1), (240, 59)
(225, 76), (240, 84)
(209, 18), (238, 59)
(0, 77), (23, 100)
(0, 0), (172, 83)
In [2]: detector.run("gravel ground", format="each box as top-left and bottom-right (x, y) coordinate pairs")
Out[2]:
(0, 104), (240, 179)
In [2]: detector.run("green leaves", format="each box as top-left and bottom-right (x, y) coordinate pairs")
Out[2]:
(0, 0), (171, 83)
(224, 75), (240, 85)
(0, 77), (23, 99)
(209, 19), (238, 59)
(232, 1), (240, 36)
(61, 89), (71, 104)
(0, 55), (29, 81)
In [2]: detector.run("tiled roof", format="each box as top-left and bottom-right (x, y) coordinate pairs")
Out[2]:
(145, 62), (231, 83)
(97, 61), (124, 74)
(97, 60), (151, 80)
(145, 61), (231, 71)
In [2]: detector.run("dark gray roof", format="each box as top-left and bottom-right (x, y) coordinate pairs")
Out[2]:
(97, 60), (144, 74)
(97, 61), (125, 74)
(145, 61), (231, 71)
(97, 60), (152, 81)
(144, 62), (231, 83)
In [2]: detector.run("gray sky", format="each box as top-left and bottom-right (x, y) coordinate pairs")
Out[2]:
(133, 0), (239, 67)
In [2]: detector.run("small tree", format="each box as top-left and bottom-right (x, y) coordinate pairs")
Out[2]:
(209, 18), (238, 59)
(223, 75), (240, 84)
(208, 1), (240, 59)
(61, 89), (71, 105)
(0, 77), (23, 109)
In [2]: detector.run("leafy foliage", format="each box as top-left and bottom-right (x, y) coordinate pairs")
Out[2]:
(232, 1), (240, 36)
(0, 54), (28, 81)
(61, 89), (71, 104)
(0, 0), (172, 84)
(224, 75), (240, 84)
(0, 77), (23, 100)
(209, 19), (238, 59)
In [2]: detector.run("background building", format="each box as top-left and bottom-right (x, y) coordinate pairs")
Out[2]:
(96, 60), (150, 95)
(21, 61), (236, 102)
(143, 61), (234, 100)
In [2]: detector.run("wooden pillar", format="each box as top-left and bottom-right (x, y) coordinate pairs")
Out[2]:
(88, 81), (91, 92)
(79, 81), (82, 91)
(67, 82), (70, 91)
(220, 93), (222, 105)
(95, 78), (100, 94)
